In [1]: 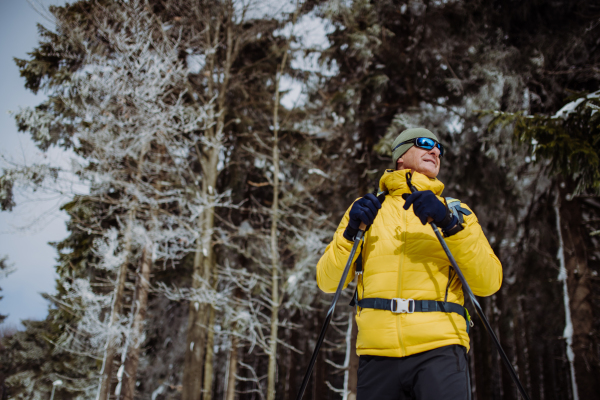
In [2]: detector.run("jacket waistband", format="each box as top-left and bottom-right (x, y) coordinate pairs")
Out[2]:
(356, 298), (467, 321)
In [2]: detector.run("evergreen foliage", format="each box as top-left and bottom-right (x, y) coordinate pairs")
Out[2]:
(0, 256), (14, 325)
(489, 90), (600, 194)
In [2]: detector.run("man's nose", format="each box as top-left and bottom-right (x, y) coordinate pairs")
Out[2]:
(429, 147), (441, 157)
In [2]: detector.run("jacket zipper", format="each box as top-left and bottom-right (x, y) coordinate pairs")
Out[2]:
(397, 202), (407, 356)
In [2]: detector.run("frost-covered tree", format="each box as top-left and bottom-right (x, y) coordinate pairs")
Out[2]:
(0, 256), (14, 325)
(3, 1), (335, 399)
(2, 1), (216, 398)
(0, 199), (104, 399)
(170, 3), (336, 398)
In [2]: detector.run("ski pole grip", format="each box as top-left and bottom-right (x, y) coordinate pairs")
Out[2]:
(359, 190), (387, 232)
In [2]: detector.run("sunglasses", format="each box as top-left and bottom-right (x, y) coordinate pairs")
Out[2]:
(393, 137), (444, 157)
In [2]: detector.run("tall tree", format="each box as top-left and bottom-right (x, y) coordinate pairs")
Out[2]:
(3, 1), (214, 398)
(490, 89), (600, 398)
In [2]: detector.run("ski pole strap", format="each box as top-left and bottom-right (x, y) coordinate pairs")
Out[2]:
(356, 298), (470, 331)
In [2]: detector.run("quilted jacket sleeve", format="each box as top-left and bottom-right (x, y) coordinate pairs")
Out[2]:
(443, 203), (503, 296)
(316, 203), (362, 293)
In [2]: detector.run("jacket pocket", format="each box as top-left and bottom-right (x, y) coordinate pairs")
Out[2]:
(451, 345), (467, 372)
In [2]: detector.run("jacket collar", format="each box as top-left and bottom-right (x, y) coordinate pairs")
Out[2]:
(379, 169), (445, 196)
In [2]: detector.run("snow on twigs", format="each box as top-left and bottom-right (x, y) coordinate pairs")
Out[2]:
(553, 89), (600, 119)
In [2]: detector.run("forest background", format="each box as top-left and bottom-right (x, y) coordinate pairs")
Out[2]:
(1, 0), (599, 400)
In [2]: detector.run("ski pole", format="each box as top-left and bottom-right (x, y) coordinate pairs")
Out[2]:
(295, 222), (367, 400)
(406, 172), (531, 400)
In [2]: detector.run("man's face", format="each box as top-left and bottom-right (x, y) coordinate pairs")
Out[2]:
(396, 145), (441, 178)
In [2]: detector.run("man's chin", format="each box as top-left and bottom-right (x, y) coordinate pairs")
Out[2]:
(415, 166), (439, 178)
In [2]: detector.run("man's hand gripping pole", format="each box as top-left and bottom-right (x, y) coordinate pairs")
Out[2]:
(405, 171), (530, 400)
(295, 222), (367, 400)
(296, 190), (386, 400)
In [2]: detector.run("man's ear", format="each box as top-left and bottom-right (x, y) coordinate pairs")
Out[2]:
(396, 157), (404, 170)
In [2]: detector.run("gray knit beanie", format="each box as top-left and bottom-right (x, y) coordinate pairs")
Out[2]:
(392, 128), (440, 165)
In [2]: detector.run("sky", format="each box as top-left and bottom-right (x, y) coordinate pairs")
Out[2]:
(0, 0), (67, 328)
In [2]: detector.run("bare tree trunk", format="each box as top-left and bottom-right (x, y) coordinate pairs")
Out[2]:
(347, 314), (359, 400)
(185, 180), (217, 400)
(183, 238), (209, 400)
(96, 211), (133, 400)
(119, 245), (152, 400)
(183, 5), (241, 397)
(201, 3), (248, 398)
(225, 335), (239, 400)
(266, 51), (289, 400)
(340, 313), (352, 400)
(199, 137), (219, 400)
(514, 297), (531, 398)
(98, 144), (147, 400)
(183, 19), (220, 400)
(267, 233), (279, 400)
(556, 180), (598, 399)
(202, 305), (216, 400)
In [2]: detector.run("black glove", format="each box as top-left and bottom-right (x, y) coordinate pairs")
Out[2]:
(402, 190), (455, 228)
(343, 193), (385, 241)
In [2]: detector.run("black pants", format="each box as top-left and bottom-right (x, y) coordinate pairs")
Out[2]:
(357, 345), (471, 400)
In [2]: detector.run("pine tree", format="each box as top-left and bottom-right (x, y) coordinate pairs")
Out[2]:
(489, 88), (600, 399)
(2, 1), (329, 399)
(3, 1), (215, 398)
(0, 256), (14, 325)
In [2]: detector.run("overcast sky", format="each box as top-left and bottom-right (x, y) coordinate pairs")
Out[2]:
(0, 0), (67, 328)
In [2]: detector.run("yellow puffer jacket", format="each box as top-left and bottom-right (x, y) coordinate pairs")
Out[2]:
(316, 170), (502, 357)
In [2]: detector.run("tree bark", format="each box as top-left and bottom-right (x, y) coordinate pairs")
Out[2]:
(267, 50), (289, 400)
(267, 266), (279, 400)
(347, 314), (359, 400)
(287, 313), (301, 400)
(119, 246), (152, 400)
(472, 297), (495, 400)
(225, 335), (239, 400)
(266, 134), (280, 399)
(202, 305), (216, 400)
(183, 238), (209, 400)
(556, 180), (598, 399)
(183, 5), (240, 397)
(96, 211), (133, 400)
(197, 130), (219, 400)
(98, 141), (147, 400)
(183, 179), (217, 400)
(513, 298), (531, 399)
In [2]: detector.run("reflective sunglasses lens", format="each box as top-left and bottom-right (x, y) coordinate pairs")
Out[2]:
(415, 137), (444, 157)
(415, 137), (435, 149)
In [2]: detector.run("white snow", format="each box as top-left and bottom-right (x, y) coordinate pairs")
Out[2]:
(151, 384), (166, 400)
(553, 89), (600, 119)
(554, 98), (586, 119)
(286, 274), (297, 286)
(308, 168), (329, 178)
(554, 200), (580, 400)
(238, 220), (254, 236)
(186, 54), (206, 74)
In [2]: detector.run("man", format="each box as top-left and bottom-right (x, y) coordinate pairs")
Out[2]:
(316, 128), (502, 400)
